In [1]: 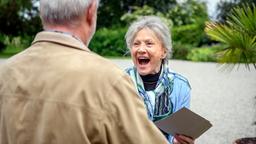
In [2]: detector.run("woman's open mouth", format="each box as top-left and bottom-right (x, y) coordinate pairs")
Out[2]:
(138, 57), (150, 65)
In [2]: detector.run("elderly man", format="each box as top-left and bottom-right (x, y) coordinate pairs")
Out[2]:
(0, 0), (168, 144)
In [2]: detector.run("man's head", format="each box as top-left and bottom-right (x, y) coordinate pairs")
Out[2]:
(39, 0), (99, 46)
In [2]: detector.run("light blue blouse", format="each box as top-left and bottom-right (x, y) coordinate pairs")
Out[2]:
(127, 70), (191, 144)
(166, 72), (191, 143)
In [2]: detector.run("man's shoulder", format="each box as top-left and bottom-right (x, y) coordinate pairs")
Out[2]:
(71, 53), (127, 83)
(82, 53), (123, 74)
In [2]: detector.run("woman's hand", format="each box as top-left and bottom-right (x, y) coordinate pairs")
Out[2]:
(173, 134), (195, 144)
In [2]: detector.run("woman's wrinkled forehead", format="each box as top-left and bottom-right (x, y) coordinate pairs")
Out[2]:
(133, 27), (161, 42)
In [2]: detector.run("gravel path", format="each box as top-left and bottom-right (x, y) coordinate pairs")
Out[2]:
(111, 59), (256, 144)
(1, 58), (256, 144)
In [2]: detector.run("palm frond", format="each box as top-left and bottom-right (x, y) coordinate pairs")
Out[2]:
(205, 3), (256, 70)
(227, 4), (256, 36)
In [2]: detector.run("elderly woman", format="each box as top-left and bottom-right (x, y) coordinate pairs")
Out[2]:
(125, 16), (195, 144)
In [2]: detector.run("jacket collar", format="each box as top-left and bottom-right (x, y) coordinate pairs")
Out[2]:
(32, 31), (91, 52)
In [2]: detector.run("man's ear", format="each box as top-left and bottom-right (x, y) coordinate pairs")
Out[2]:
(86, 0), (97, 26)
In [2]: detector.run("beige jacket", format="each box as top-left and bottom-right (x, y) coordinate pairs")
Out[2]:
(0, 31), (168, 144)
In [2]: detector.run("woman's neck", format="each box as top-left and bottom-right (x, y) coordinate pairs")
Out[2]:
(140, 66), (162, 91)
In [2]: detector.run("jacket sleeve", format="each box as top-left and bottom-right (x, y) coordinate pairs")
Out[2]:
(179, 83), (191, 109)
(103, 74), (168, 144)
(171, 75), (191, 112)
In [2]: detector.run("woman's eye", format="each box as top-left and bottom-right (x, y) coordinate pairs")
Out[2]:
(146, 42), (153, 46)
(133, 42), (140, 46)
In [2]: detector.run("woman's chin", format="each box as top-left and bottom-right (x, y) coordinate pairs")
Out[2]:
(136, 63), (152, 75)
(137, 68), (150, 76)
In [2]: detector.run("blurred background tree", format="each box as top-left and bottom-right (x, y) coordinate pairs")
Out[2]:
(93, 0), (210, 58)
(1, 0), (255, 66)
(97, 0), (177, 28)
(0, 0), (41, 36)
(0, 0), (41, 55)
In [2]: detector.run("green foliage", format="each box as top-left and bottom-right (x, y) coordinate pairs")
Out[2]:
(216, 0), (256, 23)
(0, 0), (211, 60)
(0, 34), (6, 51)
(97, 0), (125, 28)
(206, 4), (256, 69)
(172, 42), (193, 60)
(121, 5), (173, 28)
(120, 1), (209, 59)
(172, 20), (209, 47)
(187, 45), (224, 62)
(169, 0), (209, 47)
(0, 35), (33, 57)
(98, 0), (177, 28)
(0, 0), (40, 36)
(121, 5), (155, 24)
(167, 0), (208, 26)
(228, 4), (256, 36)
(89, 27), (128, 57)
(127, 0), (177, 13)
(121, 0), (208, 27)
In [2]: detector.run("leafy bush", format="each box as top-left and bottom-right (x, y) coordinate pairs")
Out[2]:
(121, 5), (155, 24)
(0, 35), (33, 57)
(0, 34), (6, 52)
(172, 20), (209, 47)
(121, 5), (173, 28)
(166, 0), (208, 26)
(172, 42), (193, 60)
(89, 27), (128, 57)
(187, 44), (225, 62)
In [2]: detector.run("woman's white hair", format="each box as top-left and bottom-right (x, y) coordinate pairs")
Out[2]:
(40, 0), (99, 26)
(125, 16), (172, 60)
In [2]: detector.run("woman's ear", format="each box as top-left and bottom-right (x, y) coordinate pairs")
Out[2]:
(161, 49), (167, 59)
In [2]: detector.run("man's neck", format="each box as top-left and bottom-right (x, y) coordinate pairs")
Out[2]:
(44, 24), (88, 46)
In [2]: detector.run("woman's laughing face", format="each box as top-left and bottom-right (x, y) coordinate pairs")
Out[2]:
(131, 28), (167, 76)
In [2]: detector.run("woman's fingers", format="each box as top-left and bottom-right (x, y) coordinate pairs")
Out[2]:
(174, 134), (195, 144)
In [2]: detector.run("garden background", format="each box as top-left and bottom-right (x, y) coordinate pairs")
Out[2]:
(0, 0), (256, 144)
(0, 0), (255, 65)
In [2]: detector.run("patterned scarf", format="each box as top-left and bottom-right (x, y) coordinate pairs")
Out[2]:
(126, 62), (174, 121)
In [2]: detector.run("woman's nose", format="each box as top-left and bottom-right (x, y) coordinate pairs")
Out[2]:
(137, 46), (146, 53)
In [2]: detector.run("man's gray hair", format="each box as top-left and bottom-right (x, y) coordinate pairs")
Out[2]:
(40, 0), (99, 26)
(125, 16), (172, 60)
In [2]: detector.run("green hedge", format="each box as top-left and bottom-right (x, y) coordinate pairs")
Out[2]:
(1, 28), (129, 58)
(0, 34), (6, 52)
(89, 27), (129, 57)
(1, 26), (221, 62)
(0, 35), (33, 58)
(171, 22), (209, 47)
(172, 42), (193, 60)
(187, 44), (225, 62)
(90, 25), (209, 59)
